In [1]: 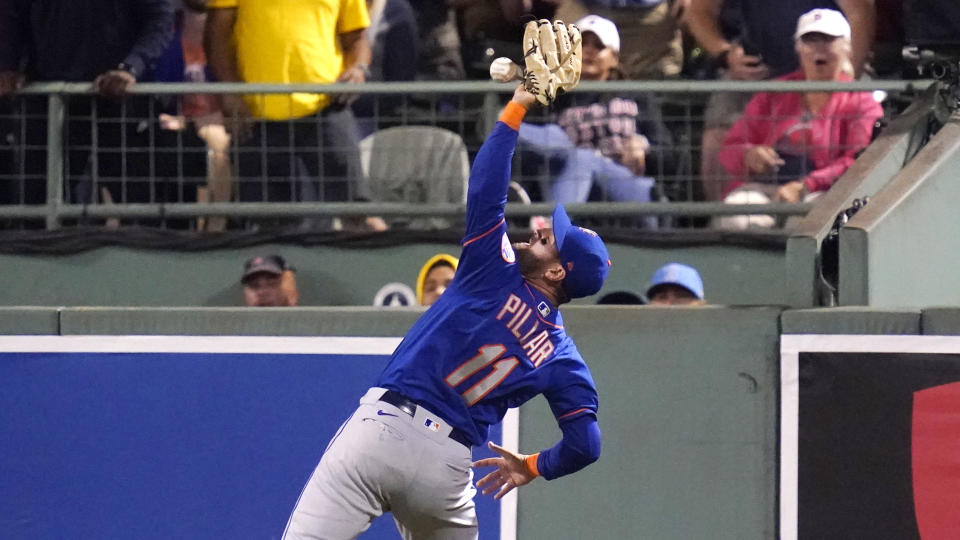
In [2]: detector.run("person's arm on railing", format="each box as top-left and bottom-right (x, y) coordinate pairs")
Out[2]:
(95, 0), (174, 98)
(204, 5), (252, 139)
(330, 0), (372, 108)
(337, 29), (372, 84)
(684, 0), (768, 80)
(332, 27), (371, 107)
(837, 0), (876, 78)
(123, 0), (176, 82)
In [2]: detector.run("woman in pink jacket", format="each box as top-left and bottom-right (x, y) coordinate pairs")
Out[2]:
(717, 8), (883, 226)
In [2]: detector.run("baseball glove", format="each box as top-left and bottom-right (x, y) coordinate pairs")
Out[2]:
(522, 19), (582, 106)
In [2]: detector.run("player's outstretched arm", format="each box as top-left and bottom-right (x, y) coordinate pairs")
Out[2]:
(472, 413), (601, 500)
(463, 84), (539, 235)
(472, 442), (538, 500)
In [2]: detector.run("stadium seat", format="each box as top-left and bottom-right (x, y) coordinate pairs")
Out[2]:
(358, 125), (470, 230)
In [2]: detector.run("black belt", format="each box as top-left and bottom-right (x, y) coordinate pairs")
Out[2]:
(379, 390), (473, 448)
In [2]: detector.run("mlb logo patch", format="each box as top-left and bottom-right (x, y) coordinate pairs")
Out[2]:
(538, 301), (551, 317)
(501, 233), (516, 263)
(424, 419), (441, 432)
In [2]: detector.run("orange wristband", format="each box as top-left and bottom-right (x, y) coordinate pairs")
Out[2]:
(498, 101), (527, 131)
(524, 452), (541, 478)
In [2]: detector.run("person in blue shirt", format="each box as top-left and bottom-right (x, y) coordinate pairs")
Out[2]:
(282, 83), (611, 539)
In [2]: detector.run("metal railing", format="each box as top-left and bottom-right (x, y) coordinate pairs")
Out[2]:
(0, 79), (932, 230)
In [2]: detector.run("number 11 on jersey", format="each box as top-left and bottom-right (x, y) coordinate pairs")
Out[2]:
(445, 344), (519, 406)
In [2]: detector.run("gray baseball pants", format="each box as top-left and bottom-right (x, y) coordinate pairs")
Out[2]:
(282, 387), (479, 540)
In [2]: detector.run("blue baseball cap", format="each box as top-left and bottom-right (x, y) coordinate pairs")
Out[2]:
(552, 205), (611, 299)
(646, 263), (704, 300)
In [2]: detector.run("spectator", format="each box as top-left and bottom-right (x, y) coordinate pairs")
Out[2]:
(409, 0), (465, 81)
(0, 0), (175, 219)
(646, 262), (706, 305)
(517, 15), (677, 223)
(561, 0), (688, 79)
(155, 0), (232, 230)
(451, 0), (559, 79)
(716, 8), (883, 228)
(687, 0), (875, 79)
(204, 0), (386, 230)
(416, 253), (459, 306)
(352, 0), (420, 137)
(686, 0), (877, 202)
(241, 254), (298, 307)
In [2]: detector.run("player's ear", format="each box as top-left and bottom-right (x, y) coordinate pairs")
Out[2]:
(544, 262), (565, 285)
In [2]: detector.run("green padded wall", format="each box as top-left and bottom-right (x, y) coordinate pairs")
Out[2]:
(0, 241), (786, 307)
(839, 118), (960, 308)
(518, 306), (782, 540)
(58, 307), (423, 336)
(14, 305), (783, 539)
(781, 307), (921, 335)
(920, 308), (960, 335)
(0, 307), (60, 334)
(3, 305), (813, 538)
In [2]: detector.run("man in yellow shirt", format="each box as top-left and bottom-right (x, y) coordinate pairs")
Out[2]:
(205, 0), (381, 228)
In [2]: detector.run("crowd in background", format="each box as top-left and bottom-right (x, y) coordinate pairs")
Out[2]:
(241, 251), (705, 307)
(0, 0), (907, 231)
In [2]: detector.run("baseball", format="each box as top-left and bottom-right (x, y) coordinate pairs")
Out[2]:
(489, 57), (521, 82)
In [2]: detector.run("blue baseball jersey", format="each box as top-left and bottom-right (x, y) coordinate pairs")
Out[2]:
(377, 121), (599, 447)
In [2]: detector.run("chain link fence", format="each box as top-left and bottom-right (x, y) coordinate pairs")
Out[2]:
(0, 80), (927, 231)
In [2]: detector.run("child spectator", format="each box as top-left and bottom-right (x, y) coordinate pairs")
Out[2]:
(416, 253), (459, 306)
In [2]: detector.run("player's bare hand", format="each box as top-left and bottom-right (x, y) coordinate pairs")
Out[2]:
(472, 441), (536, 500)
(512, 85), (537, 110)
(744, 145), (784, 175)
(94, 69), (136, 99)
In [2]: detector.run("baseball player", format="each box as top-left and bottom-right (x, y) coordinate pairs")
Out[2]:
(283, 20), (607, 539)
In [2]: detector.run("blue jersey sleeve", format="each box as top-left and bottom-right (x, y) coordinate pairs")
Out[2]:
(454, 120), (522, 296)
(463, 121), (517, 242)
(536, 414), (602, 480)
(542, 353), (599, 423)
(531, 349), (601, 479)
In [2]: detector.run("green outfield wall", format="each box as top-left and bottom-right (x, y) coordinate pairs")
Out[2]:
(0, 240), (785, 307)
(5, 306), (959, 539)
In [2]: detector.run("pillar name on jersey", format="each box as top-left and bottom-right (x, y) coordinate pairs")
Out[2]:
(495, 293), (555, 367)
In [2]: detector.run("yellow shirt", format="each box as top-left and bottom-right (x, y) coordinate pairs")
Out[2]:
(207, 0), (370, 120)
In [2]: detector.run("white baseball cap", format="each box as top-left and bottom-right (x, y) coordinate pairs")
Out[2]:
(794, 8), (851, 40)
(575, 15), (620, 53)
